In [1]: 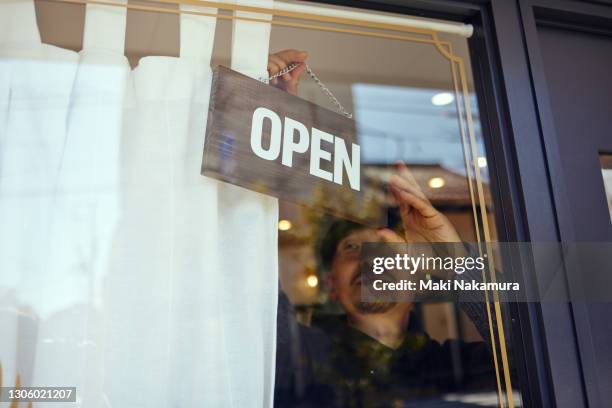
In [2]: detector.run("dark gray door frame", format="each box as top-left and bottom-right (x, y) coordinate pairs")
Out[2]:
(313, 0), (612, 406)
(518, 1), (612, 407)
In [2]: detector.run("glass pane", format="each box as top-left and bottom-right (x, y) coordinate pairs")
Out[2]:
(271, 4), (520, 408)
(1, 2), (522, 407)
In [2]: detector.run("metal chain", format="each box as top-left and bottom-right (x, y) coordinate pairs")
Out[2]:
(261, 63), (353, 119)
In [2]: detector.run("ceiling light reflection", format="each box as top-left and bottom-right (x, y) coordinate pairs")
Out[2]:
(278, 219), (292, 231)
(306, 275), (319, 288)
(428, 177), (445, 189)
(431, 92), (455, 106)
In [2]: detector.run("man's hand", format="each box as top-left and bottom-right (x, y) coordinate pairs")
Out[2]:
(386, 161), (462, 243)
(267, 49), (308, 96)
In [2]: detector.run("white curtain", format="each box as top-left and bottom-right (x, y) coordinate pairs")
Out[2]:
(0, 0), (278, 407)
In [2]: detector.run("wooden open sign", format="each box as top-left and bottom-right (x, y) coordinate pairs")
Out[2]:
(201, 66), (385, 226)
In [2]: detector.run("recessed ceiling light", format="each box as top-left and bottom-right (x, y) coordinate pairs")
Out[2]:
(477, 157), (487, 168)
(278, 219), (292, 231)
(306, 275), (319, 288)
(428, 177), (445, 189)
(431, 92), (455, 106)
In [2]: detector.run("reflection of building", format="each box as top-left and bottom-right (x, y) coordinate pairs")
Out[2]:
(363, 164), (493, 208)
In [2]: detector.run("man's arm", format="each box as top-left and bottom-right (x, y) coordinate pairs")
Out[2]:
(378, 162), (498, 344)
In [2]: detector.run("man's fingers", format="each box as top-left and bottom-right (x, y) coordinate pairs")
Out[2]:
(266, 49), (310, 95)
(284, 64), (306, 95)
(393, 161), (428, 200)
(267, 60), (281, 85)
(390, 184), (438, 219)
(268, 54), (292, 81)
(276, 49), (308, 63)
(275, 50), (308, 81)
(271, 50), (308, 81)
(396, 161), (416, 181)
(389, 174), (428, 203)
(389, 187), (411, 214)
(291, 63), (306, 81)
(268, 49), (309, 93)
(268, 54), (287, 73)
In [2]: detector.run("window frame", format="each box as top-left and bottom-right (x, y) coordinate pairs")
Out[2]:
(297, 0), (612, 406)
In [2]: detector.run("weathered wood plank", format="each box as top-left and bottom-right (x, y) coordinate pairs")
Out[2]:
(202, 66), (384, 226)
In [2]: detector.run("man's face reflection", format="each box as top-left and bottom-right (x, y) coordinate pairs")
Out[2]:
(328, 229), (398, 316)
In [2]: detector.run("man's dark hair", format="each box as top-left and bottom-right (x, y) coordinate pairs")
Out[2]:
(316, 218), (366, 272)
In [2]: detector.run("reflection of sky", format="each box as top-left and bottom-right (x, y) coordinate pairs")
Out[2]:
(352, 83), (487, 178)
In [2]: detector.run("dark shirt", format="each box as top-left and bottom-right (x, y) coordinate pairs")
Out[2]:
(275, 294), (497, 408)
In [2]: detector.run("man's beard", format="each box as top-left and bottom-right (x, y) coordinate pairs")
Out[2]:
(355, 299), (396, 314)
(354, 270), (397, 314)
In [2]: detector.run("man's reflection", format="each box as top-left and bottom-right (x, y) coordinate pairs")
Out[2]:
(322, 227), (410, 348)
(275, 164), (499, 406)
(277, 221), (496, 407)
(270, 50), (501, 407)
